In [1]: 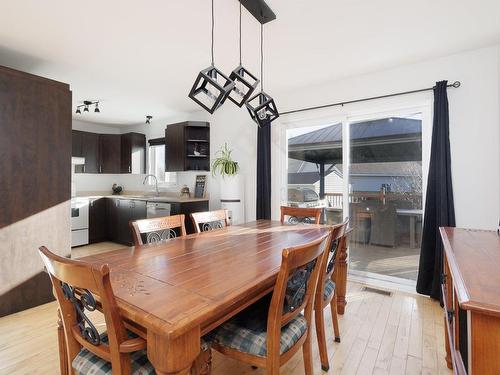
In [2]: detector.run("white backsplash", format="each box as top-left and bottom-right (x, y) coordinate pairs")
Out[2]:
(72, 171), (209, 196)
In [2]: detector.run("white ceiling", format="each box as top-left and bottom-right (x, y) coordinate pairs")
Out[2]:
(1, 0), (499, 125)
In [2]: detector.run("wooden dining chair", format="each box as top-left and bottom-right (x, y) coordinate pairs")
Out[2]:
(190, 209), (230, 233)
(129, 214), (186, 246)
(39, 246), (212, 375)
(280, 206), (322, 225)
(38, 245), (151, 375)
(209, 231), (331, 375)
(314, 218), (349, 371)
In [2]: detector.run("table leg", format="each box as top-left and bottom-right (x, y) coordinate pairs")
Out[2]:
(336, 234), (348, 315)
(410, 216), (416, 249)
(57, 309), (69, 375)
(147, 326), (200, 375)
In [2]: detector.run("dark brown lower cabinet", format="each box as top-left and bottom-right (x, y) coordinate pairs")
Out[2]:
(91, 198), (208, 246)
(89, 198), (107, 243)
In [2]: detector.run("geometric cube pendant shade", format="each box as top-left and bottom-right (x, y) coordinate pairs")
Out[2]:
(227, 65), (259, 107)
(189, 66), (235, 114)
(246, 91), (279, 126)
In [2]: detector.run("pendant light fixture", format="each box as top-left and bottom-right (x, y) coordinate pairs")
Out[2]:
(245, 23), (279, 126)
(188, 0), (234, 114)
(226, 0), (259, 107)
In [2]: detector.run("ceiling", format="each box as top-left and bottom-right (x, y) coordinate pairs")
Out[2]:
(1, 0), (499, 125)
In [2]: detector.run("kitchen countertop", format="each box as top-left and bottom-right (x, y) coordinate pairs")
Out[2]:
(74, 192), (209, 203)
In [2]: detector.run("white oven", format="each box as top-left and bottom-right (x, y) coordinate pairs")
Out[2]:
(71, 198), (89, 247)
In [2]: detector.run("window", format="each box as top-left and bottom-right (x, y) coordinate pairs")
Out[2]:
(148, 138), (176, 185)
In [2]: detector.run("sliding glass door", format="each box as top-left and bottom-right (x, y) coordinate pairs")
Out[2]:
(284, 109), (425, 287)
(348, 113), (423, 283)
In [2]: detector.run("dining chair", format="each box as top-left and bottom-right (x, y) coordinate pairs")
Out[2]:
(129, 214), (186, 246)
(190, 209), (230, 233)
(314, 218), (349, 371)
(38, 246), (211, 375)
(209, 231), (331, 375)
(280, 206), (322, 225)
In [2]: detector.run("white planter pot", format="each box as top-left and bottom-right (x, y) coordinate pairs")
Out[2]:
(220, 174), (245, 225)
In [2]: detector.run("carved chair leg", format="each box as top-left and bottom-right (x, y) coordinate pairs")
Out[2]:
(330, 294), (341, 342)
(190, 343), (212, 375)
(57, 309), (70, 375)
(314, 307), (329, 371)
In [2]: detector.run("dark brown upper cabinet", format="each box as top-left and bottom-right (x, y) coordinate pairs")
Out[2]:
(99, 134), (121, 173)
(72, 130), (99, 173)
(72, 131), (146, 174)
(121, 132), (146, 174)
(165, 121), (210, 172)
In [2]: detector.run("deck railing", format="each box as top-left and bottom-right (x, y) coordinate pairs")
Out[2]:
(324, 191), (421, 209)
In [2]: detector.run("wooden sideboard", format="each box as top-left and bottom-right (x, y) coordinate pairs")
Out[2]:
(440, 227), (500, 374)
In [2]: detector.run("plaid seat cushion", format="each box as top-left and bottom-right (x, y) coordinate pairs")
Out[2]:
(73, 331), (153, 375)
(209, 308), (307, 358)
(73, 332), (211, 375)
(323, 279), (336, 301)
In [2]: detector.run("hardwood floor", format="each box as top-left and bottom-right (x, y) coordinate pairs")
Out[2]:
(0, 275), (451, 375)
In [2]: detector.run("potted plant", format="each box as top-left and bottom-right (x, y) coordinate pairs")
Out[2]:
(212, 143), (244, 223)
(212, 142), (239, 178)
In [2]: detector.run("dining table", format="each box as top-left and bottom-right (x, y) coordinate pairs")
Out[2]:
(59, 220), (335, 375)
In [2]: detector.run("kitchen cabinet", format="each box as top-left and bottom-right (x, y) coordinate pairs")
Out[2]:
(107, 198), (147, 246)
(89, 198), (107, 243)
(73, 131), (99, 173)
(72, 131), (146, 174)
(121, 132), (146, 174)
(171, 200), (209, 234)
(99, 134), (121, 173)
(165, 121), (210, 172)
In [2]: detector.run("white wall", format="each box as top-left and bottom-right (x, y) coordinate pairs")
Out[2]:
(271, 45), (500, 230)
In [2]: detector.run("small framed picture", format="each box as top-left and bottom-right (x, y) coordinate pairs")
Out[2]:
(194, 175), (207, 198)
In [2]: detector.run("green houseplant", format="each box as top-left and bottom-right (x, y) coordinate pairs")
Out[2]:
(212, 143), (239, 178)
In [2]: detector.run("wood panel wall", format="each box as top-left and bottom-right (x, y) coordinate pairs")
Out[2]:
(0, 65), (72, 317)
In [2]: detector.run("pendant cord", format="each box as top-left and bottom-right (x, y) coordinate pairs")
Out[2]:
(260, 23), (263, 91)
(211, 0), (214, 66)
(239, 1), (242, 65)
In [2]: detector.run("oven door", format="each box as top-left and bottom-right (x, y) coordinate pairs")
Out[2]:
(71, 199), (89, 231)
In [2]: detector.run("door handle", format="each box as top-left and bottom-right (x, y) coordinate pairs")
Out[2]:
(83, 165), (86, 173)
(99, 165), (102, 173)
(129, 165), (131, 173)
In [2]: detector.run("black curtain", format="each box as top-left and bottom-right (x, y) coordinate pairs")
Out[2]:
(416, 80), (455, 301)
(256, 121), (272, 219)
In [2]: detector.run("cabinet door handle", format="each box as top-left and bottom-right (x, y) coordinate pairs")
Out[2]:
(129, 165), (131, 173)
(83, 165), (86, 173)
(99, 165), (102, 173)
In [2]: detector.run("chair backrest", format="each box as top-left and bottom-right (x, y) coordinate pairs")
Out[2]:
(280, 206), (322, 225)
(315, 218), (349, 305)
(38, 246), (132, 374)
(129, 214), (186, 246)
(266, 231), (331, 359)
(190, 209), (230, 233)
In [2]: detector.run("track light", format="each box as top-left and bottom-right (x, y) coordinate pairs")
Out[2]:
(146, 115), (153, 124)
(75, 100), (101, 115)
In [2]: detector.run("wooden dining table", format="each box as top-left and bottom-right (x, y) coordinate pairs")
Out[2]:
(62, 220), (335, 374)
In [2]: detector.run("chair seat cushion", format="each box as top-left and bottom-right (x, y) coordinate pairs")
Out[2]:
(72, 331), (153, 375)
(209, 298), (308, 358)
(324, 279), (336, 301)
(73, 331), (210, 375)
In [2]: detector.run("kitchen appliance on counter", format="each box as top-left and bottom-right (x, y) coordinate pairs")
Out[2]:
(146, 202), (171, 218)
(71, 197), (89, 247)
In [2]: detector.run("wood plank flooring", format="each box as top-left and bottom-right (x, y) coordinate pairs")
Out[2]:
(0, 279), (451, 374)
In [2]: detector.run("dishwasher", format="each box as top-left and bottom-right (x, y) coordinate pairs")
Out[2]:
(146, 202), (171, 218)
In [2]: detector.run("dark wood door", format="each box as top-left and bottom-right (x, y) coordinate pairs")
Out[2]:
(165, 124), (185, 171)
(89, 198), (107, 243)
(121, 133), (146, 174)
(72, 130), (83, 157)
(81, 132), (99, 173)
(107, 198), (119, 242)
(99, 134), (121, 173)
(117, 199), (133, 245)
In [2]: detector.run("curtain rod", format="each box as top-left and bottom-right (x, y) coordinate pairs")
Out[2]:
(279, 81), (461, 116)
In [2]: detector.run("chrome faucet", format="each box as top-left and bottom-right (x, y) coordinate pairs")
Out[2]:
(143, 174), (159, 196)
